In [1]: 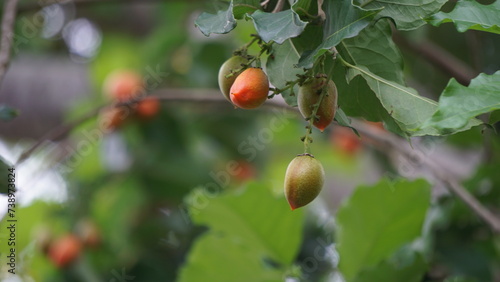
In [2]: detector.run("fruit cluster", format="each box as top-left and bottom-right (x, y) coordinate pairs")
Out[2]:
(217, 40), (339, 210)
(100, 70), (161, 130)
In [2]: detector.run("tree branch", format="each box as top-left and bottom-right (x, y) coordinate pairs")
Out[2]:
(272, 0), (286, 13)
(352, 120), (500, 234)
(18, 0), (182, 13)
(393, 31), (477, 86)
(0, 0), (20, 88)
(16, 88), (500, 233)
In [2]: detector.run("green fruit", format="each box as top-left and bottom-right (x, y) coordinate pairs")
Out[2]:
(298, 76), (338, 132)
(218, 56), (249, 102)
(284, 154), (325, 210)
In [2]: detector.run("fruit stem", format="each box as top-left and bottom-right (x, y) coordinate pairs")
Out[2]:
(302, 76), (329, 154)
(241, 35), (259, 51)
(226, 41), (274, 78)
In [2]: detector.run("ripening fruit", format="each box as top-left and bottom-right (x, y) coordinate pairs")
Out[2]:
(230, 67), (269, 109)
(298, 77), (338, 132)
(136, 97), (160, 119)
(103, 70), (144, 101)
(284, 154), (325, 210)
(48, 234), (82, 268)
(218, 56), (249, 102)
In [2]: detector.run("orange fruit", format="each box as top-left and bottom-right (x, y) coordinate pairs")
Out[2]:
(136, 97), (160, 119)
(230, 68), (269, 109)
(103, 70), (144, 101)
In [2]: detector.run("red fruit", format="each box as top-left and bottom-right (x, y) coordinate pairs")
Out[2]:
(234, 160), (256, 182)
(230, 68), (269, 109)
(48, 234), (82, 268)
(218, 56), (249, 102)
(331, 127), (362, 156)
(136, 97), (160, 119)
(103, 70), (144, 101)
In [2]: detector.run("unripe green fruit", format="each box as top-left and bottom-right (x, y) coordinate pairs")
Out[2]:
(298, 77), (338, 132)
(218, 56), (249, 102)
(230, 67), (269, 109)
(284, 154), (325, 210)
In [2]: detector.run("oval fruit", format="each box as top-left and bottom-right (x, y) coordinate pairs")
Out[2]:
(103, 70), (144, 101)
(284, 154), (325, 210)
(298, 77), (338, 132)
(48, 234), (82, 268)
(230, 68), (269, 109)
(136, 97), (160, 119)
(218, 56), (249, 102)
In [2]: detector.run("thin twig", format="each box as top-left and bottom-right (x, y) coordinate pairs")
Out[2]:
(0, 0), (20, 87)
(260, 0), (271, 8)
(18, 0), (175, 13)
(16, 89), (500, 233)
(352, 120), (500, 234)
(16, 89), (290, 165)
(317, 0), (325, 21)
(15, 104), (105, 165)
(272, 0), (285, 13)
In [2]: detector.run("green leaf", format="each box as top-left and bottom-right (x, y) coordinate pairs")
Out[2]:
(298, 0), (379, 68)
(489, 110), (500, 125)
(292, 0), (317, 18)
(342, 60), (483, 136)
(342, 19), (405, 85)
(291, 24), (323, 54)
(428, 0), (500, 34)
(353, 0), (447, 31)
(233, 0), (261, 19)
(331, 58), (406, 136)
(334, 19), (408, 136)
(354, 247), (427, 282)
(421, 72), (500, 133)
(0, 156), (14, 194)
(195, 1), (236, 36)
(0, 105), (19, 121)
(179, 234), (284, 282)
(336, 178), (431, 281)
(334, 107), (352, 128)
(178, 183), (305, 281)
(343, 61), (438, 135)
(266, 39), (303, 107)
(249, 9), (307, 44)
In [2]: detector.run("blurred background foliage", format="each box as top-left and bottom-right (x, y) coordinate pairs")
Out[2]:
(0, 0), (499, 281)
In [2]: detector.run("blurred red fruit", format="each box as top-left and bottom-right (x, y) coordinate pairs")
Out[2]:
(103, 70), (144, 101)
(48, 234), (82, 268)
(331, 127), (362, 156)
(234, 160), (256, 182)
(136, 97), (160, 119)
